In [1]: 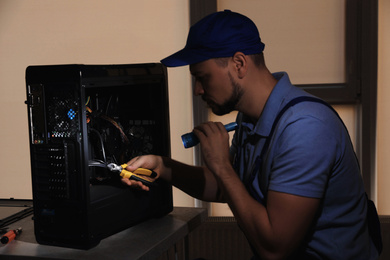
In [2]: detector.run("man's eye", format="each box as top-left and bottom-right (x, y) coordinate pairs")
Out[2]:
(196, 76), (207, 84)
(193, 76), (202, 83)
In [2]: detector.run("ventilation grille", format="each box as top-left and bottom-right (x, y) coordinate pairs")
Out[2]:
(47, 91), (79, 139)
(186, 215), (390, 260)
(187, 216), (253, 260)
(32, 145), (69, 200)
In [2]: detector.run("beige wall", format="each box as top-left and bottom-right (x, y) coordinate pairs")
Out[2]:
(218, 0), (345, 84)
(0, 0), (195, 206)
(377, 0), (390, 214)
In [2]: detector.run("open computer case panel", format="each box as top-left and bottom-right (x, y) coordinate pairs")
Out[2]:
(25, 63), (172, 249)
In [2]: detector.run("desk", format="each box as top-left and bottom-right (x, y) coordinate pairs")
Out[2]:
(0, 207), (207, 260)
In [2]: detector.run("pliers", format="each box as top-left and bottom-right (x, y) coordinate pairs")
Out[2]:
(107, 163), (157, 185)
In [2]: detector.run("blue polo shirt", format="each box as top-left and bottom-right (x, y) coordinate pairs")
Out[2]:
(230, 72), (377, 259)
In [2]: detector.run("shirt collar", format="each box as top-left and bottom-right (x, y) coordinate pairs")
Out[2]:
(242, 72), (294, 137)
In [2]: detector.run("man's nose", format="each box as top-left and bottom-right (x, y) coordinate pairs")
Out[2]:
(193, 81), (204, 96)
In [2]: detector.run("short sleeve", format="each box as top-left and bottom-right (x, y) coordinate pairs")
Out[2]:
(267, 114), (340, 198)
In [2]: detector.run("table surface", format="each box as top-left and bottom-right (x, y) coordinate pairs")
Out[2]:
(0, 206), (207, 260)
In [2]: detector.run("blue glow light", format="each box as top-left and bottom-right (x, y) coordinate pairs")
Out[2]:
(67, 109), (76, 120)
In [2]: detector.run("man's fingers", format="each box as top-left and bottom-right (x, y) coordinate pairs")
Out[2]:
(121, 178), (150, 191)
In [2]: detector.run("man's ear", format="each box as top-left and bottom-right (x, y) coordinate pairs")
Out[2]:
(231, 52), (247, 79)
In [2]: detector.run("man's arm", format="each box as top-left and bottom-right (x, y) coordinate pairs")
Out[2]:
(216, 166), (320, 259)
(193, 121), (320, 259)
(123, 155), (223, 202)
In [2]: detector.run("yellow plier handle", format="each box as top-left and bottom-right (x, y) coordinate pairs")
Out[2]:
(119, 164), (157, 185)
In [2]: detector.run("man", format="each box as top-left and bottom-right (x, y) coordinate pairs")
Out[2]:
(122, 10), (379, 259)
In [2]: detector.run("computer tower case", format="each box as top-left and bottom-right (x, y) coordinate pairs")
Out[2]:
(25, 63), (173, 249)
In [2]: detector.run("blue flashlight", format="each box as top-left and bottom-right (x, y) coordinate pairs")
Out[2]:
(181, 122), (238, 148)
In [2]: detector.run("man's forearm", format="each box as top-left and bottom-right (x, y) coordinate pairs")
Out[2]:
(160, 157), (223, 202)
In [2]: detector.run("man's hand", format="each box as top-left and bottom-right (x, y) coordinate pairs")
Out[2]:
(121, 155), (163, 191)
(193, 121), (232, 175)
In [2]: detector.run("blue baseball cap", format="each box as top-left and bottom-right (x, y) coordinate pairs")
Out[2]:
(161, 10), (265, 67)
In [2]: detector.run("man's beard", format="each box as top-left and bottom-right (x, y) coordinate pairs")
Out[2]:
(206, 72), (243, 116)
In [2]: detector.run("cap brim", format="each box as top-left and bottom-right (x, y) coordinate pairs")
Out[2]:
(160, 48), (211, 67)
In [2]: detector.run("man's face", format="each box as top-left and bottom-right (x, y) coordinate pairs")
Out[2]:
(190, 59), (243, 116)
